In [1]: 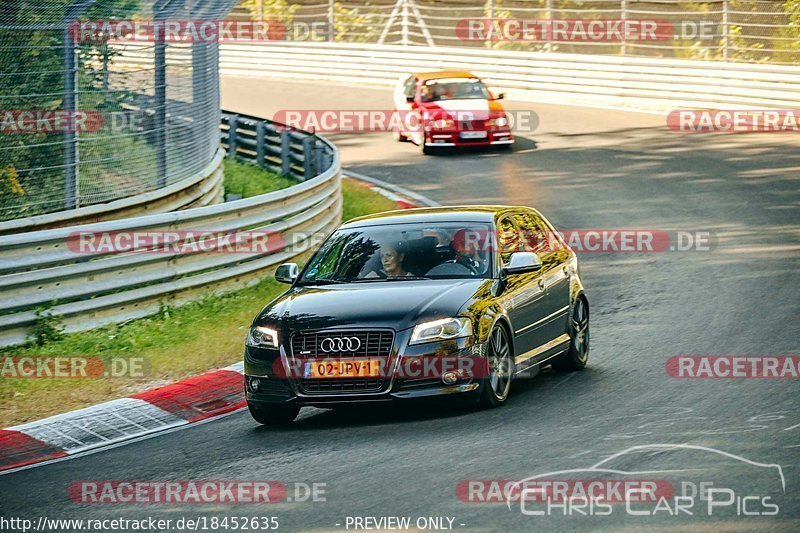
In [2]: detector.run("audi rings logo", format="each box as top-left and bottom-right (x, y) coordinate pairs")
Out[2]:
(320, 336), (362, 353)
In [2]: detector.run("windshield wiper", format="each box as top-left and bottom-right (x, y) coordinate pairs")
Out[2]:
(351, 276), (433, 283)
(299, 279), (348, 286)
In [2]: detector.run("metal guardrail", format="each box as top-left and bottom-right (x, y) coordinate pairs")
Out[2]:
(0, 118), (341, 348)
(0, 149), (226, 236)
(217, 41), (800, 112)
(221, 111), (333, 181)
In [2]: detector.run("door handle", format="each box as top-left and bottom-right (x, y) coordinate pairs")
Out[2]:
(537, 278), (545, 290)
(562, 266), (569, 276)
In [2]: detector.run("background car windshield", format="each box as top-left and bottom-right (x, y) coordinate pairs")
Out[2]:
(299, 222), (494, 283)
(423, 79), (490, 101)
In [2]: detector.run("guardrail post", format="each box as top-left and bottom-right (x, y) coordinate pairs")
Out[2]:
(227, 114), (238, 156)
(302, 135), (317, 181)
(280, 129), (291, 175)
(722, 0), (729, 61)
(256, 121), (266, 167)
(315, 140), (326, 174)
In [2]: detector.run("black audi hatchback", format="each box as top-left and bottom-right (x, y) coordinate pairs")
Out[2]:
(244, 206), (589, 424)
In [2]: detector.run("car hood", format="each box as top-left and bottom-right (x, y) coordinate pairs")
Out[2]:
(255, 279), (486, 332)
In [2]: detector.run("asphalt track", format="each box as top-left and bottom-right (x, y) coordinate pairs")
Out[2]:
(2, 78), (799, 532)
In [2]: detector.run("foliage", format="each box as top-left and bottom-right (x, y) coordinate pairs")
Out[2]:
(332, 2), (384, 43)
(223, 157), (296, 198)
(28, 307), (65, 347)
(775, 0), (800, 63)
(240, 0), (298, 24)
(0, 0), (140, 220)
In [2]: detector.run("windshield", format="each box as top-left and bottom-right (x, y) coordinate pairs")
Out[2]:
(421, 79), (490, 102)
(298, 222), (494, 284)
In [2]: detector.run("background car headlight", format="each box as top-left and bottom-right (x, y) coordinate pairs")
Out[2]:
(410, 317), (473, 345)
(427, 118), (455, 130)
(490, 116), (509, 127)
(247, 325), (279, 348)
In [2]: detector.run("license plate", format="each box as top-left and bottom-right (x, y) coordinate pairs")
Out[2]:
(304, 359), (383, 379)
(460, 131), (488, 139)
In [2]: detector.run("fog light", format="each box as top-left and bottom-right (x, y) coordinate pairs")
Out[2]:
(442, 371), (458, 385)
(249, 377), (260, 392)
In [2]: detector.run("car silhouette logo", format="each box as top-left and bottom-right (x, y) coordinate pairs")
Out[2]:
(321, 336), (362, 352)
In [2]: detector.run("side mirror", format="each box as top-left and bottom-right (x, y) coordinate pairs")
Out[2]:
(501, 252), (542, 276)
(494, 92), (506, 100)
(275, 262), (299, 284)
(406, 95), (414, 103)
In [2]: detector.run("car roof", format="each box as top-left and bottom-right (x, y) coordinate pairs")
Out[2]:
(341, 205), (525, 228)
(412, 71), (478, 82)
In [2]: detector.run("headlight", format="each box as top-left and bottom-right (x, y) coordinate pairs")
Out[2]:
(428, 118), (455, 130)
(247, 325), (279, 348)
(410, 317), (473, 345)
(490, 116), (509, 127)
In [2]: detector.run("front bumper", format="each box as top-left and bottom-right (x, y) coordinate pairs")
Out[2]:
(424, 129), (513, 147)
(244, 333), (486, 407)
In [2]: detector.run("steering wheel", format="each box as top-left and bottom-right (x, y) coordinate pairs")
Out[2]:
(426, 259), (478, 277)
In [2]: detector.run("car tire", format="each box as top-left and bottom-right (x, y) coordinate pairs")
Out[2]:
(248, 402), (300, 425)
(480, 325), (514, 408)
(552, 296), (589, 372)
(392, 128), (408, 142)
(421, 142), (434, 155)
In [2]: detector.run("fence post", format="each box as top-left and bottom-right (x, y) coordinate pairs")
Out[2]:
(256, 121), (266, 167)
(722, 0), (729, 61)
(401, 0), (409, 45)
(486, 0), (493, 49)
(280, 129), (291, 175)
(101, 43), (109, 95)
(302, 135), (317, 180)
(63, 30), (79, 210)
(192, 41), (208, 156)
(545, 0), (553, 53)
(620, 0), (627, 56)
(227, 114), (238, 156)
(154, 3), (168, 188)
(328, 0), (335, 41)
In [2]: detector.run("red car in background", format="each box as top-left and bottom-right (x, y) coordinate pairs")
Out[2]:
(392, 70), (514, 154)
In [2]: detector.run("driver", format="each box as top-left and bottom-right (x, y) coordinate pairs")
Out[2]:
(452, 228), (490, 274)
(365, 241), (411, 278)
(420, 84), (433, 102)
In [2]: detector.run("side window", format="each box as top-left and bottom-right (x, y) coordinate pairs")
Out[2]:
(497, 216), (521, 266)
(511, 211), (548, 254)
(403, 77), (417, 99)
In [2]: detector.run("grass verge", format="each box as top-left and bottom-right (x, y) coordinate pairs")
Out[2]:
(0, 163), (399, 427)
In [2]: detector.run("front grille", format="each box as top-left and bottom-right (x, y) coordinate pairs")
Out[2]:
(291, 330), (394, 394)
(301, 378), (384, 393)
